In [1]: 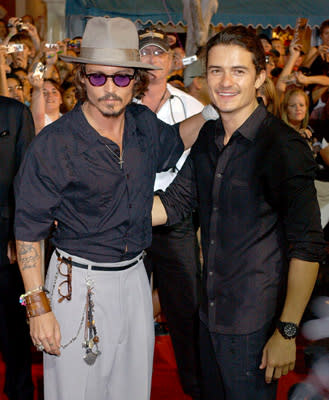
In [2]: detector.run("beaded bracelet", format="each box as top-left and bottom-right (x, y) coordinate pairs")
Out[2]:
(19, 285), (48, 306)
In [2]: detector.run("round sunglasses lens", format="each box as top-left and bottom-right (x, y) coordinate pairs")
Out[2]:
(113, 74), (131, 87)
(89, 74), (106, 86)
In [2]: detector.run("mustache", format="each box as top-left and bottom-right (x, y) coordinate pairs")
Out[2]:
(98, 93), (122, 102)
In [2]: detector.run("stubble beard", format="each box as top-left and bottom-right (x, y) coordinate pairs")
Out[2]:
(87, 92), (130, 118)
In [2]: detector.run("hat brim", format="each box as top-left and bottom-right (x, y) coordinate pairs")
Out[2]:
(139, 43), (169, 53)
(60, 54), (161, 70)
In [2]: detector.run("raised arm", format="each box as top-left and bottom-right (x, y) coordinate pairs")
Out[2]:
(0, 47), (9, 97)
(276, 42), (303, 97)
(303, 44), (329, 68)
(29, 73), (45, 134)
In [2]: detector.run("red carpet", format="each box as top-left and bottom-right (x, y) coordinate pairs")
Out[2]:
(0, 335), (309, 400)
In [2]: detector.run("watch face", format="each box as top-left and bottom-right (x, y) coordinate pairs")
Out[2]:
(283, 323), (297, 337)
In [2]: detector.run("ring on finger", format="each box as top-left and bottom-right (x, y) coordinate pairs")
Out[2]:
(35, 343), (44, 352)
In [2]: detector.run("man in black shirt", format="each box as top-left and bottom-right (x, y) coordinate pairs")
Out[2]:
(14, 17), (205, 400)
(153, 26), (325, 400)
(0, 96), (35, 400)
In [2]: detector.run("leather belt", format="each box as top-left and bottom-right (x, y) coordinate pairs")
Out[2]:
(55, 250), (143, 271)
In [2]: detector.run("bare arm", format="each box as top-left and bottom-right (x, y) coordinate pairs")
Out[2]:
(29, 74), (45, 134)
(16, 240), (43, 290)
(302, 46), (320, 68)
(260, 258), (319, 383)
(312, 85), (329, 104)
(295, 72), (329, 104)
(296, 72), (329, 87)
(276, 42), (303, 97)
(152, 195), (168, 226)
(303, 45), (329, 68)
(16, 240), (61, 355)
(319, 145), (329, 167)
(179, 112), (205, 150)
(0, 47), (9, 97)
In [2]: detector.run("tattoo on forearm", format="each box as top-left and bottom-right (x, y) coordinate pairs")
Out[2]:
(17, 242), (40, 271)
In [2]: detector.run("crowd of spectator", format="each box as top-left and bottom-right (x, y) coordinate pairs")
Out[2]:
(0, 13), (328, 249)
(0, 16), (328, 152)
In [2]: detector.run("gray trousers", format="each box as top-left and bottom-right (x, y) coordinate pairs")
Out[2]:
(44, 249), (154, 400)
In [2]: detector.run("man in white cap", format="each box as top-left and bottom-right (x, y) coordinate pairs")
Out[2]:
(138, 27), (203, 400)
(13, 17), (207, 400)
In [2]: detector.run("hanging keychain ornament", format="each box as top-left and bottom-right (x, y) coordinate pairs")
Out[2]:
(82, 279), (101, 365)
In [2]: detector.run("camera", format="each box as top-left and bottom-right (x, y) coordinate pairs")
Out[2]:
(31, 62), (46, 79)
(45, 43), (59, 50)
(5, 44), (24, 54)
(17, 22), (28, 32)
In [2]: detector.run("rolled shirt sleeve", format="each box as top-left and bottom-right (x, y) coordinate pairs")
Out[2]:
(265, 131), (326, 262)
(14, 134), (62, 242)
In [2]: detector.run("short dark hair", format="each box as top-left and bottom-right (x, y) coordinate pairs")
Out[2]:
(258, 34), (271, 45)
(320, 19), (329, 36)
(9, 33), (33, 51)
(6, 73), (23, 86)
(11, 67), (28, 75)
(206, 26), (266, 75)
(74, 64), (149, 102)
(44, 79), (63, 96)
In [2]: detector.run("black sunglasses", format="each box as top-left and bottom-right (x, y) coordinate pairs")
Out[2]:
(85, 72), (135, 87)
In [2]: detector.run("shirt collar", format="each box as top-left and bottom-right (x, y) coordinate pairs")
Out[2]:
(73, 102), (136, 154)
(236, 101), (267, 141)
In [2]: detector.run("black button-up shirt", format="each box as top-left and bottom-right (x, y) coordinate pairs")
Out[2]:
(159, 104), (325, 334)
(14, 103), (183, 262)
(0, 97), (35, 263)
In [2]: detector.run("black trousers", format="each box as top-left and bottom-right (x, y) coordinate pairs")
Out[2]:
(0, 261), (34, 400)
(199, 320), (277, 400)
(144, 216), (201, 399)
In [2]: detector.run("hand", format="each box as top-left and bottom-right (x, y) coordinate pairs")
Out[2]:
(295, 71), (309, 86)
(43, 43), (58, 65)
(300, 128), (313, 140)
(7, 17), (19, 36)
(30, 311), (61, 355)
(289, 41), (303, 58)
(24, 22), (39, 39)
(28, 71), (44, 89)
(56, 40), (66, 56)
(259, 329), (296, 383)
(318, 44), (329, 61)
(0, 46), (10, 72)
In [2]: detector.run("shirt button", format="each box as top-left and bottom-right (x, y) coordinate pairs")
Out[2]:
(213, 207), (218, 212)
(210, 240), (215, 245)
(216, 173), (222, 179)
(210, 302), (214, 307)
(209, 271), (213, 276)
(129, 204), (132, 209)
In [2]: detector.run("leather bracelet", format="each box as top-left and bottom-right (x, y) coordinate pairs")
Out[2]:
(24, 291), (51, 318)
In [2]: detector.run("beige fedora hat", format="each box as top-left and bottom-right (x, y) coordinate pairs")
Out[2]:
(60, 17), (159, 70)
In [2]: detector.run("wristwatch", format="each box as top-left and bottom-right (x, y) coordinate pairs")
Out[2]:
(277, 320), (299, 339)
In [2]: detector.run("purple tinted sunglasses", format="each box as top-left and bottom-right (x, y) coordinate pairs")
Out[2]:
(85, 72), (135, 87)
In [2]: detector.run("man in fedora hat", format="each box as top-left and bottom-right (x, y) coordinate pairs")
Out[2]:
(13, 16), (207, 400)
